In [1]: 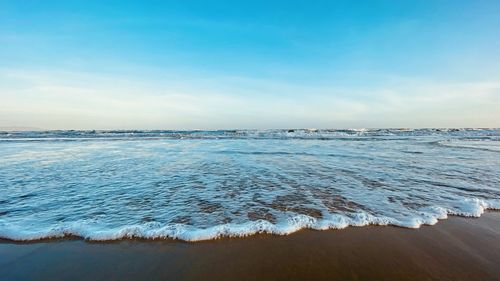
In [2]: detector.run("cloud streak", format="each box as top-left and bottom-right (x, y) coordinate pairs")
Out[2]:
(1, 68), (498, 129)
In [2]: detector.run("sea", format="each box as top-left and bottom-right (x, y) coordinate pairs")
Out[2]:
(0, 128), (499, 241)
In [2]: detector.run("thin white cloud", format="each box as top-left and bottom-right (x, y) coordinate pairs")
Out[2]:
(0, 68), (499, 129)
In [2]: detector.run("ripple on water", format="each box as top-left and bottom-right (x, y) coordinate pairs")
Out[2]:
(0, 129), (499, 241)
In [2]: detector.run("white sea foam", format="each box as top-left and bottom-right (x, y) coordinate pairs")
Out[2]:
(0, 129), (499, 242)
(0, 198), (497, 242)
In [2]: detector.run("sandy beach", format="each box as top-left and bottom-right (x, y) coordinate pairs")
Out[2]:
(1, 212), (499, 281)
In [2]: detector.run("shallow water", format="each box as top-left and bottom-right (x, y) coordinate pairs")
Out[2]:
(0, 129), (499, 241)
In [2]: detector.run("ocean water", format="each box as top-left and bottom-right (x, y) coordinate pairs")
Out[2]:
(0, 128), (499, 241)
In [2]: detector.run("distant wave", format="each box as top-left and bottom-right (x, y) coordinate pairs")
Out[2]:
(438, 138), (500, 152)
(0, 128), (498, 141)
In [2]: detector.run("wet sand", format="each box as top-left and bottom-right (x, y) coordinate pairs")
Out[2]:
(1, 212), (499, 281)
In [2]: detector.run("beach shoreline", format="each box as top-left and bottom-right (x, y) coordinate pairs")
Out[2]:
(1, 211), (499, 281)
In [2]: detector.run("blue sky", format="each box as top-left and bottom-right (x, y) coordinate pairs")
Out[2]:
(1, 0), (499, 129)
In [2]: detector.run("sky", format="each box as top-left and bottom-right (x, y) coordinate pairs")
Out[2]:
(0, 0), (499, 130)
